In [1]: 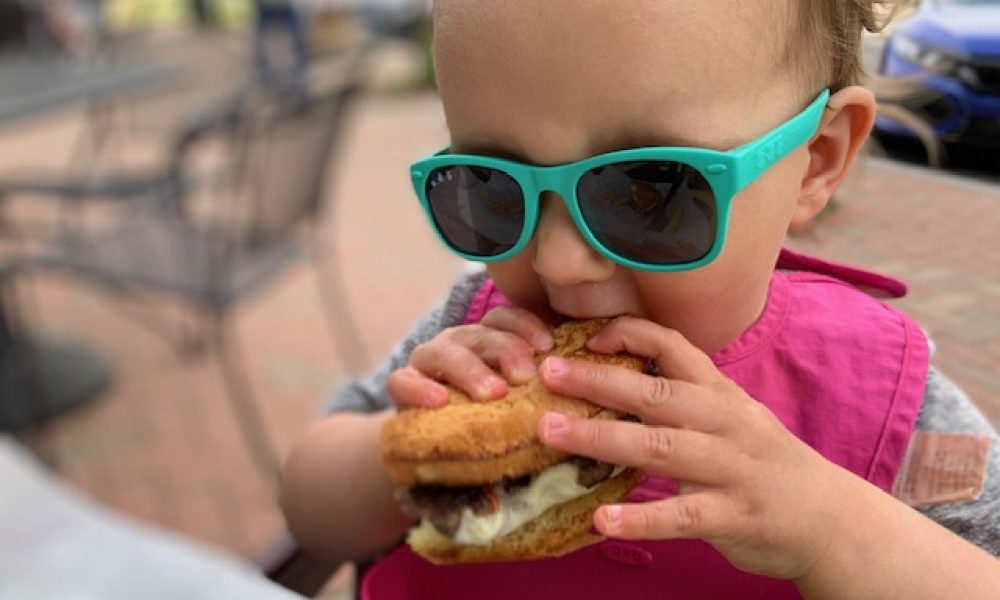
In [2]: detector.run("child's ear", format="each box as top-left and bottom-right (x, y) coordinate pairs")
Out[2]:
(792, 86), (877, 229)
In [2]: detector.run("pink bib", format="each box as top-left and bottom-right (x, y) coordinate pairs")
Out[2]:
(362, 248), (929, 600)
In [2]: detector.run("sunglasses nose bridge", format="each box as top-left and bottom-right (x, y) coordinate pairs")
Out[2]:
(531, 165), (574, 204)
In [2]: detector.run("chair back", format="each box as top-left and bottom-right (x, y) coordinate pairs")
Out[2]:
(234, 49), (367, 248)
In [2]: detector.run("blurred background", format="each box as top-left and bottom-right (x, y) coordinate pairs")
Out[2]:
(0, 0), (996, 598)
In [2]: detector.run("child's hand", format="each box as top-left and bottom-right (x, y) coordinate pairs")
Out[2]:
(387, 307), (554, 409)
(536, 316), (857, 581)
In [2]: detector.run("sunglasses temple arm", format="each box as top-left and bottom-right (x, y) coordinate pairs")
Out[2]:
(728, 89), (830, 193)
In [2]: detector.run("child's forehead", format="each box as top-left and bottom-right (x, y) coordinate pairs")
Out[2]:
(434, 0), (789, 74)
(435, 0), (799, 161)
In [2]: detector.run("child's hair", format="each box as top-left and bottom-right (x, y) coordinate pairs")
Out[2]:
(788, 0), (916, 93)
(787, 0), (942, 164)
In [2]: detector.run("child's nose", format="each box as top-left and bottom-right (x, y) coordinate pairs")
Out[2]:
(531, 192), (616, 286)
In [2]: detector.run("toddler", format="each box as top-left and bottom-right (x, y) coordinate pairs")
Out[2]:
(282, 1), (1000, 598)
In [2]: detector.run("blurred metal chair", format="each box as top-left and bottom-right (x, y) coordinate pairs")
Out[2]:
(0, 82), (256, 247)
(8, 50), (371, 477)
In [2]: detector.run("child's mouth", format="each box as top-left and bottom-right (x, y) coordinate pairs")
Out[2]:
(549, 308), (628, 325)
(552, 311), (573, 325)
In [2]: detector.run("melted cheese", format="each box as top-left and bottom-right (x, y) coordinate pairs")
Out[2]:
(442, 462), (624, 546)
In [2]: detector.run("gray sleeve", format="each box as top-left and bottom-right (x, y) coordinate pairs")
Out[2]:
(913, 366), (999, 556)
(324, 268), (489, 414)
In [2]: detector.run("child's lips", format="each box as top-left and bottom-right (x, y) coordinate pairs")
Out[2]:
(547, 297), (637, 322)
(551, 312), (572, 325)
(543, 286), (639, 323)
(548, 306), (629, 322)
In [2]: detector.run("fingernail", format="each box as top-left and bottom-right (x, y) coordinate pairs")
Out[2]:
(604, 505), (622, 532)
(543, 357), (567, 378)
(534, 333), (554, 352)
(477, 377), (505, 400)
(427, 384), (448, 406)
(542, 412), (568, 438)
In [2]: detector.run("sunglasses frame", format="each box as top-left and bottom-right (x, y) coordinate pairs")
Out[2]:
(410, 89), (830, 272)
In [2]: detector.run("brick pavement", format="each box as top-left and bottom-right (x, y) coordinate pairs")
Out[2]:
(0, 86), (997, 597)
(787, 158), (1000, 425)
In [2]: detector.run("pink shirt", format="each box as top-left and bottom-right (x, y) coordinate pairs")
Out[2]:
(362, 248), (930, 599)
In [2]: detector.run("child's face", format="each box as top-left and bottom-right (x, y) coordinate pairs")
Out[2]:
(434, 0), (819, 352)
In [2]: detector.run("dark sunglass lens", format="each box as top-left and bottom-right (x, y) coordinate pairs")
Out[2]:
(577, 161), (717, 265)
(425, 166), (526, 257)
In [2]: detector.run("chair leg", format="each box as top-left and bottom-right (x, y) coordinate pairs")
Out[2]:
(69, 97), (118, 170)
(85, 287), (210, 359)
(309, 238), (371, 375)
(209, 310), (281, 481)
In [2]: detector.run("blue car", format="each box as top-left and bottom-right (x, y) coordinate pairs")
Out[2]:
(876, 0), (1000, 148)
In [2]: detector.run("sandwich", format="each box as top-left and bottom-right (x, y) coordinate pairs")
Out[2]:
(380, 319), (646, 565)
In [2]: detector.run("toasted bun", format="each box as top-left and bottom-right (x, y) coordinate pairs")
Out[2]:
(408, 468), (643, 564)
(381, 319), (646, 486)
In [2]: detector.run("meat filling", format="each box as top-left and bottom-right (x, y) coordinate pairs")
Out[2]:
(402, 457), (616, 538)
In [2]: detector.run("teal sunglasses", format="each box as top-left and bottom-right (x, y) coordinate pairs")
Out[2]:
(410, 89), (830, 272)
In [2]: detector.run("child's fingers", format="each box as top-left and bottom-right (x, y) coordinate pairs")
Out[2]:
(430, 324), (539, 384)
(386, 367), (449, 409)
(537, 415), (737, 485)
(409, 338), (509, 402)
(480, 306), (554, 352)
(587, 317), (720, 385)
(594, 492), (738, 542)
(452, 326), (539, 384)
(399, 321), (546, 407)
(538, 357), (724, 432)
